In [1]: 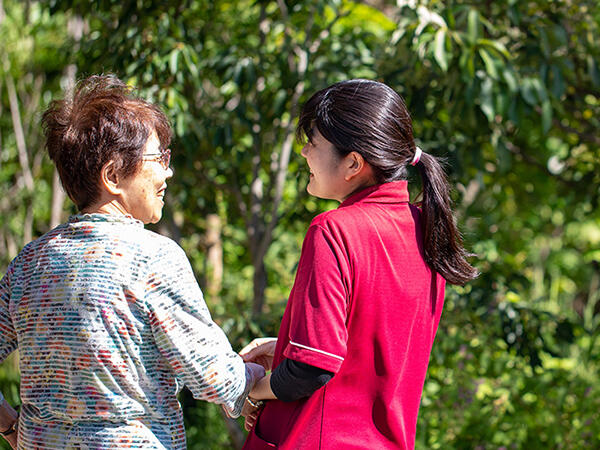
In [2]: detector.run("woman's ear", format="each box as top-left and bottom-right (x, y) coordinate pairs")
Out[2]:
(344, 151), (366, 181)
(100, 160), (122, 195)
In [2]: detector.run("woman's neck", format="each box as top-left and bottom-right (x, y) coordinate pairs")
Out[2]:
(81, 199), (130, 217)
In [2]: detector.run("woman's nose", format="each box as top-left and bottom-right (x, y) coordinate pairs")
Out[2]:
(165, 166), (174, 179)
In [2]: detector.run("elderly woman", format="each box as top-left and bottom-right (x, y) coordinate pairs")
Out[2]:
(0, 75), (264, 449)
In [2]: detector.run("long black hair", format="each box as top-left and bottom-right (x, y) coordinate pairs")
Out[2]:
(297, 79), (478, 285)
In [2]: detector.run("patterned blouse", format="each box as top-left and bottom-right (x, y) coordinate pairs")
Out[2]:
(0, 214), (250, 449)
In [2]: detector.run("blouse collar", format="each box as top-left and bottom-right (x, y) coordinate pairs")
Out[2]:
(68, 213), (144, 228)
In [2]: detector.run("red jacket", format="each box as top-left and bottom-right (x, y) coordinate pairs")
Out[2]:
(244, 181), (446, 449)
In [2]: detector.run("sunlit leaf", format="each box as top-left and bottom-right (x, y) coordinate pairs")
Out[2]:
(434, 28), (448, 72)
(479, 48), (498, 79)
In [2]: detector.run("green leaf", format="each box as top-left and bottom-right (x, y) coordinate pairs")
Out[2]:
(537, 25), (551, 58)
(480, 77), (494, 122)
(531, 78), (548, 101)
(502, 68), (518, 92)
(479, 48), (498, 79)
(541, 99), (552, 134)
(169, 49), (179, 75)
(459, 50), (475, 78)
(521, 78), (538, 105)
(182, 48), (199, 77)
(467, 9), (479, 42)
(587, 55), (600, 87)
(478, 38), (511, 59)
(550, 65), (565, 97)
(434, 28), (448, 72)
(272, 89), (287, 117)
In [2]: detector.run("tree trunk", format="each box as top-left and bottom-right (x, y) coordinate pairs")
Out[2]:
(5, 230), (17, 261)
(205, 214), (223, 298)
(6, 74), (34, 191)
(252, 259), (267, 317)
(204, 215), (244, 448)
(218, 408), (245, 449)
(24, 203), (33, 245)
(50, 168), (65, 228)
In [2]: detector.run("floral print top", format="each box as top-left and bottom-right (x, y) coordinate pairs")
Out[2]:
(0, 214), (249, 449)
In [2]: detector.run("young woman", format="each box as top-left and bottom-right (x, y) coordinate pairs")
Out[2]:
(240, 79), (478, 449)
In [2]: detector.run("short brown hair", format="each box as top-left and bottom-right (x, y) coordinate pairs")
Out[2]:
(42, 74), (172, 210)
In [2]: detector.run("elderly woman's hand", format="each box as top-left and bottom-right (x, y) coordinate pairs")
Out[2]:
(240, 337), (277, 371)
(245, 362), (266, 387)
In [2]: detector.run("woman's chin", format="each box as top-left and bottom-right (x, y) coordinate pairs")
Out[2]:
(148, 213), (162, 224)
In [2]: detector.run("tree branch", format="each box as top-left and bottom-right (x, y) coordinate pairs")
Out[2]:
(24, 74), (43, 139)
(50, 168), (66, 228)
(256, 5), (349, 263)
(6, 73), (34, 191)
(24, 203), (33, 245)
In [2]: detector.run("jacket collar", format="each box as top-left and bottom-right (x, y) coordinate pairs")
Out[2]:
(339, 180), (410, 208)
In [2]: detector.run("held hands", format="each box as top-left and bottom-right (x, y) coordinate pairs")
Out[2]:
(245, 362), (267, 388)
(239, 337), (277, 431)
(239, 337), (277, 371)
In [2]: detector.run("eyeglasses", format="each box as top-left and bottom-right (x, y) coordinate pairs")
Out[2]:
(142, 148), (171, 170)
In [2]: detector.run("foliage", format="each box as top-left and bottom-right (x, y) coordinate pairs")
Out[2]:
(0, 0), (72, 265)
(1, 0), (599, 448)
(418, 288), (600, 449)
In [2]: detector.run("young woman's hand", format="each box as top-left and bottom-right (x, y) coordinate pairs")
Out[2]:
(239, 337), (277, 371)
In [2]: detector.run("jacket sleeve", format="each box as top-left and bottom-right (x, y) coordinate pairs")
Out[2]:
(283, 223), (351, 373)
(144, 240), (250, 417)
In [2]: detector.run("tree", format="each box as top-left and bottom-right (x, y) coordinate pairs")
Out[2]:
(0, 0), (71, 268)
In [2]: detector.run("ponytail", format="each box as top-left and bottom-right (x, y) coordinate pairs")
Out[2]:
(417, 152), (478, 285)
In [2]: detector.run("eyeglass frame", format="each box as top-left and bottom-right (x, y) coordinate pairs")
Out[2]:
(142, 148), (171, 170)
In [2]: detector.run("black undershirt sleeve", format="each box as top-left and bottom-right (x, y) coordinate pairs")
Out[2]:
(270, 358), (334, 402)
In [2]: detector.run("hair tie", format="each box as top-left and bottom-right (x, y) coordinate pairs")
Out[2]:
(410, 146), (422, 166)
